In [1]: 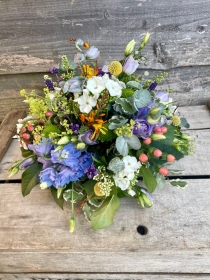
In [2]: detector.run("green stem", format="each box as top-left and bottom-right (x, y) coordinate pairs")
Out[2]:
(70, 182), (76, 232)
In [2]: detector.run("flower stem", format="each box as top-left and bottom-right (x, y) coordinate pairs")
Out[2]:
(70, 182), (75, 232)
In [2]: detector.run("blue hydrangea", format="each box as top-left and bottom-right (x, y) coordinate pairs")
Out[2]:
(28, 138), (54, 158)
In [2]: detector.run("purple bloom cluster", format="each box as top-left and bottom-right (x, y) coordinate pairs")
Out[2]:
(49, 67), (58, 74)
(84, 164), (98, 179)
(149, 82), (157, 92)
(45, 79), (54, 91)
(33, 140), (93, 189)
(70, 123), (80, 134)
(133, 119), (153, 139)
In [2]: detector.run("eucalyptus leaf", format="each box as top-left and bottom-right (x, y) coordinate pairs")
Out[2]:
(115, 98), (136, 114)
(21, 163), (42, 197)
(134, 89), (151, 108)
(51, 187), (64, 210)
(91, 195), (120, 230)
(180, 117), (190, 128)
(116, 136), (129, 156)
(63, 189), (84, 202)
(127, 81), (142, 90)
(108, 157), (125, 174)
(125, 135), (141, 150)
(155, 173), (165, 189)
(108, 116), (128, 130)
(140, 166), (157, 193)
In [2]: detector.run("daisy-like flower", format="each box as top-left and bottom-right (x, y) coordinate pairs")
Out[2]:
(123, 155), (141, 173)
(74, 89), (99, 114)
(86, 76), (105, 95)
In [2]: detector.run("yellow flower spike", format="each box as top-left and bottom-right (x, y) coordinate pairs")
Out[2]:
(94, 183), (104, 197)
(108, 61), (123, 76)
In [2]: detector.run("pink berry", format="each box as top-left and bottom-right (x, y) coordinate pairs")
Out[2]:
(153, 149), (162, 157)
(159, 167), (169, 176)
(38, 119), (44, 125)
(27, 125), (34, 131)
(22, 133), (30, 140)
(167, 154), (176, 162)
(46, 111), (53, 117)
(155, 131), (163, 135)
(154, 126), (162, 133)
(161, 126), (168, 133)
(139, 154), (148, 163)
(143, 137), (152, 145)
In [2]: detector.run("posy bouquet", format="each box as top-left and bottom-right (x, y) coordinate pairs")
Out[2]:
(10, 34), (193, 231)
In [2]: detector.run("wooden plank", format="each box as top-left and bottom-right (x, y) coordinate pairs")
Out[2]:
(0, 110), (25, 161)
(0, 179), (210, 273)
(0, 0), (210, 75)
(1, 273), (210, 280)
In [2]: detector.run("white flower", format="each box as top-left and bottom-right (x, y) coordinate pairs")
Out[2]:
(102, 65), (109, 72)
(114, 175), (130, 190)
(74, 89), (99, 114)
(86, 76), (105, 95)
(40, 182), (48, 190)
(104, 79), (123, 97)
(123, 155), (141, 173)
(49, 93), (55, 100)
(111, 75), (126, 89)
(128, 189), (136, 196)
(16, 123), (23, 134)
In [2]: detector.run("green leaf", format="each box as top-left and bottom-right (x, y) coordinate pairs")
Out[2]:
(150, 141), (184, 160)
(50, 187), (64, 209)
(115, 98), (136, 114)
(155, 173), (165, 189)
(83, 179), (97, 195)
(83, 203), (92, 221)
(116, 136), (129, 156)
(140, 166), (157, 193)
(63, 189), (84, 202)
(91, 195), (120, 230)
(180, 117), (190, 128)
(125, 135), (141, 150)
(108, 157), (125, 174)
(21, 147), (33, 158)
(126, 81), (142, 90)
(134, 89), (151, 108)
(108, 116), (128, 130)
(170, 179), (188, 188)
(21, 163), (42, 197)
(89, 198), (104, 207)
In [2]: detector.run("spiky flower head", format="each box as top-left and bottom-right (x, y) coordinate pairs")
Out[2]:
(108, 61), (122, 76)
(171, 116), (181, 126)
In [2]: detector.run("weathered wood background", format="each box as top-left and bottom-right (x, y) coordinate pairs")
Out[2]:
(1, 0), (210, 122)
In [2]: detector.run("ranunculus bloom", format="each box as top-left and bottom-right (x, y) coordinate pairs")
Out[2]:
(122, 55), (139, 75)
(133, 119), (154, 139)
(85, 46), (100, 60)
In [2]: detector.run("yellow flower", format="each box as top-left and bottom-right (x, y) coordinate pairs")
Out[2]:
(171, 116), (181, 126)
(108, 61), (122, 76)
(82, 64), (98, 78)
(94, 183), (104, 196)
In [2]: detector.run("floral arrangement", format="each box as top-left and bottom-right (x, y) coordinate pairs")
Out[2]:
(9, 34), (193, 232)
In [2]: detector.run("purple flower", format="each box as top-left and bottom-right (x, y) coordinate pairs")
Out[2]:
(123, 55), (139, 75)
(70, 123), (80, 134)
(51, 143), (81, 168)
(54, 165), (84, 188)
(78, 130), (98, 145)
(97, 68), (112, 78)
(39, 167), (57, 187)
(149, 82), (157, 92)
(85, 46), (100, 60)
(65, 77), (83, 93)
(19, 157), (35, 169)
(28, 138), (54, 158)
(45, 79), (54, 91)
(136, 107), (150, 118)
(74, 52), (86, 64)
(84, 164), (98, 179)
(49, 67), (58, 74)
(133, 119), (154, 139)
(78, 151), (93, 171)
(37, 157), (53, 169)
(156, 92), (169, 102)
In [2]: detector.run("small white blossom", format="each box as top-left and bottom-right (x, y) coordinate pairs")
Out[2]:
(86, 76), (105, 95)
(123, 155), (141, 173)
(128, 189), (136, 196)
(40, 182), (48, 189)
(74, 89), (99, 114)
(113, 175), (130, 190)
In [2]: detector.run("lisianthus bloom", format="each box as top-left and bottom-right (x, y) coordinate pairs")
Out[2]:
(86, 76), (105, 94)
(133, 119), (154, 139)
(28, 138), (54, 158)
(122, 55), (139, 75)
(156, 91), (169, 103)
(19, 157), (35, 169)
(85, 46), (100, 60)
(63, 76), (83, 93)
(74, 52), (86, 64)
(78, 130), (98, 145)
(74, 89), (99, 114)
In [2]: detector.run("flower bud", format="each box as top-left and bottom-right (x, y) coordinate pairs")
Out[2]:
(46, 111), (53, 118)
(150, 107), (160, 115)
(57, 136), (71, 145)
(19, 158), (35, 169)
(124, 39), (136, 57)
(27, 125), (34, 132)
(122, 55), (139, 75)
(85, 46), (100, 60)
(69, 217), (75, 233)
(76, 142), (86, 150)
(147, 116), (161, 124)
(139, 33), (150, 51)
(151, 133), (166, 140)
(9, 166), (19, 177)
(154, 126), (162, 133)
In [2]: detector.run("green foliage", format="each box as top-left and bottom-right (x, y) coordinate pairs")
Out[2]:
(21, 147), (33, 158)
(21, 163), (43, 196)
(116, 135), (141, 156)
(134, 89), (151, 108)
(108, 157), (125, 174)
(91, 195), (120, 230)
(63, 189), (84, 202)
(83, 180), (96, 195)
(50, 187), (64, 209)
(98, 123), (116, 142)
(115, 97), (137, 114)
(140, 166), (157, 193)
(170, 179), (188, 188)
(121, 88), (135, 98)
(42, 124), (61, 138)
(108, 116), (128, 130)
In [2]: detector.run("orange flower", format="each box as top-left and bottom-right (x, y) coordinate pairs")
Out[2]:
(82, 64), (98, 78)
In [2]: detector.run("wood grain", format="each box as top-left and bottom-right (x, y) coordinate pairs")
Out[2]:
(1, 274), (210, 280)
(0, 110), (25, 161)
(0, 0), (210, 74)
(0, 179), (210, 273)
